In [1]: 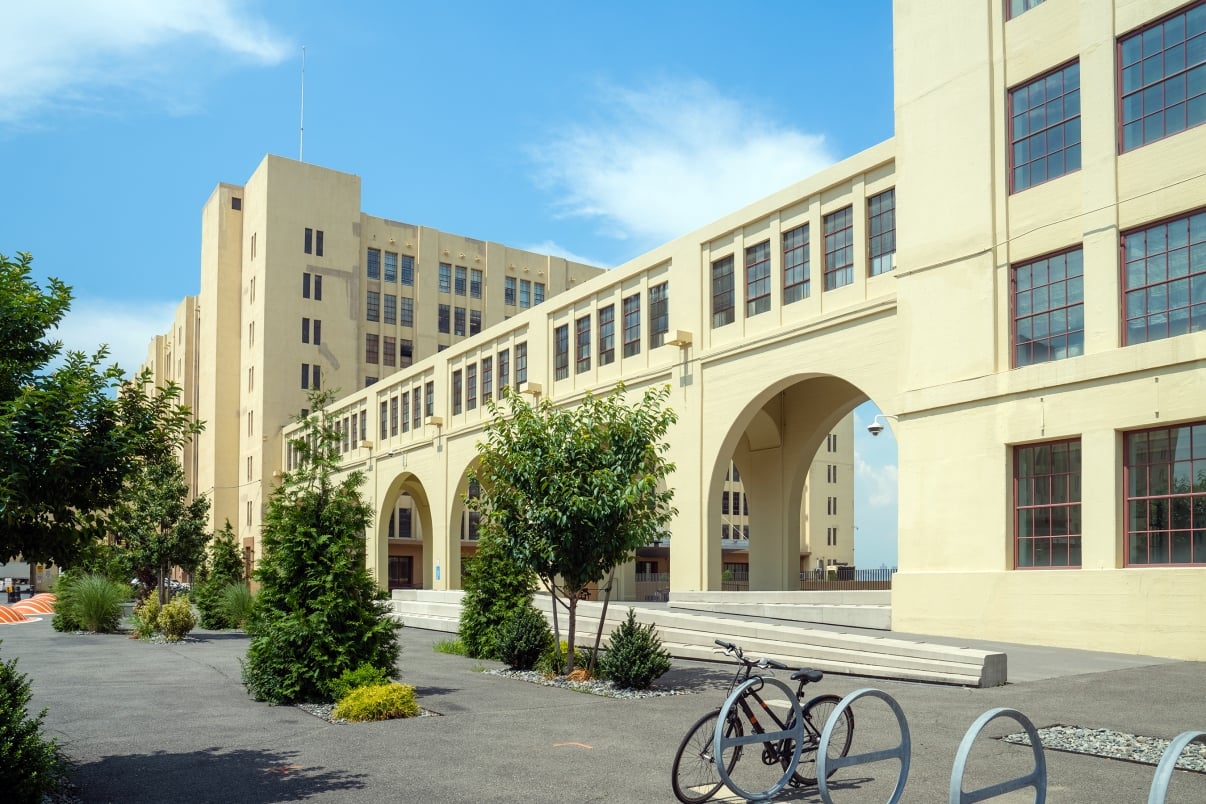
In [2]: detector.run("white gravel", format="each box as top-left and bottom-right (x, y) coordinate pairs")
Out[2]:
(1003, 726), (1206, 772)
(487, 668), (689, 699)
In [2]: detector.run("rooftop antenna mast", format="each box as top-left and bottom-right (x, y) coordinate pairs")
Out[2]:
(299, 45), (306, 162)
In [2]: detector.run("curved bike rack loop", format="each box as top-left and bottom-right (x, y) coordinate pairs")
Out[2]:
(1147, 731), (1206, 804)
(713, 675), (805, 802)
(817, 687), (912, 804)
(949, 707), (1046, 804)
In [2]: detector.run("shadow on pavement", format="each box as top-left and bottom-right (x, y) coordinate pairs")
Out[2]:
(72, 746), (368, 803)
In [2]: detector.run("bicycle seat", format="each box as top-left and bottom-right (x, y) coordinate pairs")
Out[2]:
(791, 668), (823, 683)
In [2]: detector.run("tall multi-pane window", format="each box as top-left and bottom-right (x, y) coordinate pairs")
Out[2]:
(745, 243), (771, 316)
(383, 336), (396, 367)
(554, 324), (570, 381)
(390, 396), (399, 436)
(1015, 440), (1082, 568)
(401, 393), (410, 433)
(505, 276), (517, 306)
(466, 364), (477, 411)
(498, 348), (510, 391)
(367, 248), (381, 279)
(438, 304), (450, 334)
(598, 304), (616, 365)
(412, 388), (422, 429)
(868, 189), (896, 276)
(534, 283), (545, 304)
(1122, 209), (1206, 345)
(711, 255), (735, 327)
(782, 224), (810, 304)
(366, 291), (380, 322)
(823, 207), (854, 290)
(470, 269), (483, 299)
(401, 255), (414, 286)
(365, 334), (379, 364)
(383, 294), (397, 325)
(455, 266), (467, 296)
(1009, 61), (1081, 193)
(454, 307), (466, 336)
(1124, 422), (1206, 565)
(1013, 247), (1085, 366)
(400, 297), (414, 328)
(649, 282), (669, 347)
(439, 263), (452, 294)
(622, 294), (641, 357)
(469, 310), (482, 335)
(481, 356), (493, 403)
(519, 279), (532, 308)
(1119, 4), (1206, 152)
(400, 339), (413, 367)
(575, 315), (591, 374)
(452, 370), (463, 415)
(384, 252), (398, 282)
(380, 401), (389, 440)
(515, 342), (528, 385)
(1007, 0), (1045, 19)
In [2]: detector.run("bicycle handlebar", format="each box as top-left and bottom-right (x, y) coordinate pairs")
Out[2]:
(714, 639), (790, 671)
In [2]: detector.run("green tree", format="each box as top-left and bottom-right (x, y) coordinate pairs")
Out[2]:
(471, 383), (677, 674)
(0, 251), (201, 568)
(193, 521), (246, 629)
(241, 391), (400, 704)
(113, 454), (210, 604)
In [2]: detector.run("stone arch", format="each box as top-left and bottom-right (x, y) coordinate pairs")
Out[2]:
(377, 471), (434, 591)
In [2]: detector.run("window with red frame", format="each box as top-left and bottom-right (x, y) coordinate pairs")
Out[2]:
(1118, 2), (1206, 153)
(1009, 61), (1081, 192)
(1013, 247), (1084, 366)
(1122, 208), (1206, 345)
(1125, 422), (1206, 565)
(1015, 439), (1082, 568)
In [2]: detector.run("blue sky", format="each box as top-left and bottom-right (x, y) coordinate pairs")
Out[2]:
(0, 0), (898, 567)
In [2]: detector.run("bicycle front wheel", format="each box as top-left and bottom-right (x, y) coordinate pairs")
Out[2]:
(789, 693), (854, 786)
(671, 709), (741, 804)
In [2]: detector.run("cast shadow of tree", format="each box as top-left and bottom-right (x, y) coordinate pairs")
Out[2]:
(73, 746), (367, 803)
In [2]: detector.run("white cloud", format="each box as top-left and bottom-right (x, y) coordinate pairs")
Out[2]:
(50, 298), (178, 379)
(531, 79), (834, 247)
(0, 0), (290, 125)
(519, 240), (612, 270)
(856, 457), (898, 509)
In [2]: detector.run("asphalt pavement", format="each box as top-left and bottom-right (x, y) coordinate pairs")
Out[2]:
(2, 612), (1205, 803)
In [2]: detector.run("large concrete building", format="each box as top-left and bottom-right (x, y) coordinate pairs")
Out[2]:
(274, 0), (1203, 660)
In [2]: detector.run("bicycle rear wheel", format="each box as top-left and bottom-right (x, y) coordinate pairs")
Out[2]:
(671, 709), (741, 804)
(789, 693), (854, 786)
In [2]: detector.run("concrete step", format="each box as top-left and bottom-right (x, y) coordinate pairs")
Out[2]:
(387, 590), (1006, 687)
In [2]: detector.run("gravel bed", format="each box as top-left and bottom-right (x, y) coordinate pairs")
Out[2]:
(487, 668), (689, 699)
(1003, 726), (1206, 772)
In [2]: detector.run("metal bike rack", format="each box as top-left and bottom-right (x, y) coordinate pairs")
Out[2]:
(817, 688), (912, 804)
(713, 675), (805, 802)
(949, 707), (1046, 804)
(1147, 730), (1206, 804)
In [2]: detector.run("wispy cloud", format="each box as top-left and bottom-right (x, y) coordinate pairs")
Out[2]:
(519, 240), (612, 270)
(531, 78), (834, 248)
(856, 457), (898, 509)
(51, 298), (179, 379)
(0, 0), (290, 125)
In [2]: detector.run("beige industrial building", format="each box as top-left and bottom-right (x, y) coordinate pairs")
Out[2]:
(144, 155), (855, 584)
(156, 0), (1206, 660)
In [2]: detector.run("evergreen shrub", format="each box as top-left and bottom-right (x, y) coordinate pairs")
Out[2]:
(457, 526), (536, 660)
(597, 608), (672, 689)
(332, 683), (420, 722)
(496, 604), (552, 670)
(0, 642), (65, 804)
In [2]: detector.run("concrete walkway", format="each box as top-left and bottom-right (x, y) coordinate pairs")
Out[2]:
(1, 614), (1204, 803)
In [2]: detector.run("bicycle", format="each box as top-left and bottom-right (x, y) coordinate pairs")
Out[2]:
(671, 639), (854, 803)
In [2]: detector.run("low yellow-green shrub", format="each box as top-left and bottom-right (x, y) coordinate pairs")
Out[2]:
(157, 596), (196, 642)
(132, 596), (161, 639)
(332, 683), (420, 722)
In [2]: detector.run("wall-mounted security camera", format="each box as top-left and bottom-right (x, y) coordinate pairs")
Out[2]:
(867, 422), (885, 436)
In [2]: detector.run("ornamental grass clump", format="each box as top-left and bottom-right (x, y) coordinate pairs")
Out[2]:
(598, 608), (672, 689)
(52, 573), (125, 633)
(332, 683), (420, 722)
(219, 581), (254, 629)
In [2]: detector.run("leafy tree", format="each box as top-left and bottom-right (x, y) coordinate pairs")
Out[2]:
(114, 454), (210, 604)
(0, 251), (200, 568)
(471, 383), (677, 674)
(458, 523), (537, 659)
(241, 391), (400, 704)
(193, 521), (246, 629)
